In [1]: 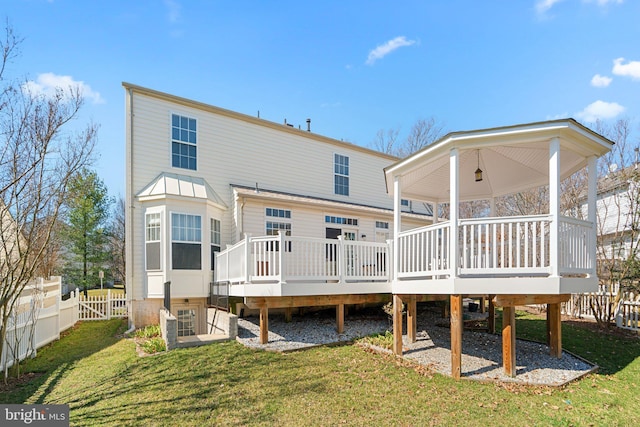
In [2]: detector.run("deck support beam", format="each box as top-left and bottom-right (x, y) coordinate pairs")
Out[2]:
(450, 294), (463, 379)
(502, 306), (516, 377)
(259, 306), (269, 344)
(336, 304), (344, 334)
(392, 294), (403, 356)
(548, 302), (562, 358)
(407, 295), (417, 343)
(487, 294), (496, 334)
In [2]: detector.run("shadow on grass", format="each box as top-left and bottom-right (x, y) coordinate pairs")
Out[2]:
(0, 319), (128, 404)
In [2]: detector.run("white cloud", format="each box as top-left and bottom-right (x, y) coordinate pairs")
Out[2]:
(612, 57), (640, 80)
(591, 74), (612, 87)
(366, 36), (416, 66)
(22, 73), (104, 104)
(535, 0), (564, 15)
(164, 0), (181, 23)
(583, 0), (624, 6)
(575, 100), (625, 122)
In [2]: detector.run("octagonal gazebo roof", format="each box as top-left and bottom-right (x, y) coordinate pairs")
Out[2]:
(384, 119), (614, 203)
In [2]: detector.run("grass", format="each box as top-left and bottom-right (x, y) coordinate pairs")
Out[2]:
(1, 312), (639, 426)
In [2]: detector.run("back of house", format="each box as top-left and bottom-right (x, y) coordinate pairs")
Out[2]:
(124, 83), (430, 331)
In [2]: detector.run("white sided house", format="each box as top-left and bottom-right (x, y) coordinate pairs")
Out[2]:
(125, 83), (613, 378)
(124, 83), (431, 333)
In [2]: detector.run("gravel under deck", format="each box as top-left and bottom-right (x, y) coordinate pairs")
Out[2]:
(236, 306), (596, 386)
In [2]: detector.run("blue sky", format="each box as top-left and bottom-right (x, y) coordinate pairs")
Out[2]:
(3, 0), (639, 197)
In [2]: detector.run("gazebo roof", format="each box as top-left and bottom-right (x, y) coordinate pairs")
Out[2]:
(384, 119), (613, 203)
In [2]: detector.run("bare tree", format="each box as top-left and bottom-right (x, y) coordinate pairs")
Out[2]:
(401, 117), (446, 157)
(371, 116), (445, 157)
(0, 23), (96, 379)
(371, 127), (400, 156)
(107, 195), (126, 287)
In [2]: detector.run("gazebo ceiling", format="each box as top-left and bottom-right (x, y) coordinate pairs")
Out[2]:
(385, 119), (614, 203)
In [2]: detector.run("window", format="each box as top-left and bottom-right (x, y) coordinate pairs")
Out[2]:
(171, 213), (202, 270)
(171, 114), (197, 170)
(266, 221), (291, 251)
(325, 215), (358, 226)
(266, 208), (291, 219)
(334, 154), (349, 196)
(177, 309), (196, 336)
(211, 218), (221, 270)
(376, 221), (389, 229)
(145, 213), (161, 270)
(401, 199), (410, 207)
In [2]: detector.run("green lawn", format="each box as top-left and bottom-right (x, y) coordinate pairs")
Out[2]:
(1, 312), (639, 426)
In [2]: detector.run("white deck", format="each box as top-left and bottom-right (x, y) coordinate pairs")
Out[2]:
(216, 213), (597, 297)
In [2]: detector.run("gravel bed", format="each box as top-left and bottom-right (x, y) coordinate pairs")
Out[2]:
(236, 307), (596, 386)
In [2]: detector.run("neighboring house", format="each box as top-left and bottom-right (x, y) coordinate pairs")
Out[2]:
(124, 83), (431, 332)
(587, 165), (640, 280)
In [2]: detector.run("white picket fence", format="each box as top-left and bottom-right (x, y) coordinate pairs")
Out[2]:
(1, 278), (128, 372)
(78, 290), (127, 320)
(562, 286), (640, 333)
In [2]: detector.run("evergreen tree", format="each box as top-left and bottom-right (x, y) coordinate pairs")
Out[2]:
(63, 169), (112, 295)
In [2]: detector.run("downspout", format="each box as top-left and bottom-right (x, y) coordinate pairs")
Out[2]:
(126, 87), (136, 331)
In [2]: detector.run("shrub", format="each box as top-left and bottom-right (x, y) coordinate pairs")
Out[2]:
(135, 324), (161, 339)
(141, 337), (166, 354)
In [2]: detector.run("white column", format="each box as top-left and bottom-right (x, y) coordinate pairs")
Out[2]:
(490, 197), (496, 217)
(587, 155), (597, 277)
(450, 149), (459, 278)
(434, 202), (439, 224)
(549, 138), (560, 277)
(393, 176), (402, 281)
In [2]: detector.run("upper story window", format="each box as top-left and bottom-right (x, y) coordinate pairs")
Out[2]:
(171, 114), (197, 170)
(334, 154), (349, 196)
(401, 199), (410, 208)
(171, 213), (202, 270)
(376, 221), (389, 229)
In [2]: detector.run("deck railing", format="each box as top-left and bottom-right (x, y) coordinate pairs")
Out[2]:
(216, 232), (390, 284)
(558, 216), (594, 275)
(216, 214), (595, 285)
(397, 214), (593, 279)
(459, 214), (551, 275)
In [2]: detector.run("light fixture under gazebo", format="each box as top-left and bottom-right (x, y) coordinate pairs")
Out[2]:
(475, 150), (483, 182)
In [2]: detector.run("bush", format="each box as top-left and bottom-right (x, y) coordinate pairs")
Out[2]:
(141, 337), (166, 354)
(134, 324), (161, 339)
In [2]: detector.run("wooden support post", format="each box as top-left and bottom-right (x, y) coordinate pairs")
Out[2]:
(548, 302), (562, 358)
(502, 306), (516, 377)
(480, 296), (486, 314)
(259, 306), (269, 344)
(336, 304), (344, 334)
(450, 294), (463, 380)
(407, 295), (417, 343)
(392, 294), (403, 356)
(546, 304), (551, 345)
(284, 307), (292, 323)
(488, 294), (495, 334)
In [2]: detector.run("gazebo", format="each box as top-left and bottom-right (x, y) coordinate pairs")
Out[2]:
(384, 119), (613, 378)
